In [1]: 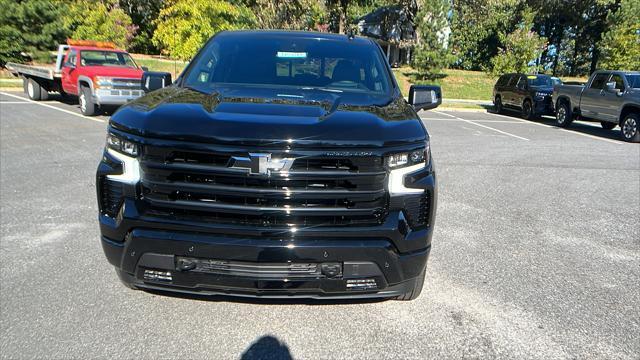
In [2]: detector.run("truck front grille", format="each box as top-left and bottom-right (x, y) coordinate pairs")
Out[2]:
(111, 78), (142, 90)
(140, 146), (388, 228)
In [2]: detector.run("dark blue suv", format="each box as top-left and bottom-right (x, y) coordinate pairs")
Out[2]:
(493, 73), (557, 119)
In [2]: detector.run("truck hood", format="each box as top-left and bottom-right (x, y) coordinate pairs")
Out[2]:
(82, 66), (143, 78)
(109, 86), (426, 147)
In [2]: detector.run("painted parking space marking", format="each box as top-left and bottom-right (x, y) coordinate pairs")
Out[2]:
(479, 111), (624, 145)
(431, 110), (530, 141)
(424, 118), (526, 124)
(0, 91), (105, 123)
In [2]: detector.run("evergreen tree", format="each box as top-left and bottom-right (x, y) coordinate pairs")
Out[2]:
(411, 0), (452, 79)
(0, 0), (70, 64)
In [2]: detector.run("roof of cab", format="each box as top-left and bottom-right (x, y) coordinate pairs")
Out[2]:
(215, 30), (374, 45)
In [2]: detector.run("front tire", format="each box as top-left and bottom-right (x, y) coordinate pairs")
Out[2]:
(555, 101), (573, 128)
(79, 86), (96, 116)
(522, 100), (536, 120)
(621, 113), (640, 143)
(494, 96), (503, 113)
(601, 122), (616, 130)
(395, 268), (426, 301)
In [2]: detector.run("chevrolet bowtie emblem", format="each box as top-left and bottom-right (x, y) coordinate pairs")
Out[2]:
(228, 153), (295, 176)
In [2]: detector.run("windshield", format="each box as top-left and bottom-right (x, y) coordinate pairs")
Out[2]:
(80, 51), (138, 68)
(527, 75), (553, 87)
(183, 34), (392, 95)
(625, 74), (640, 89)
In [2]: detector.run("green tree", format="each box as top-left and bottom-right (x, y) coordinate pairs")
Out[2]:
(598, 0), (640, 71)
(119, 0), (164, 53)
(450, 0), (524, 71)
(152, 0), (254, 60)
(241, 0), (324, 30)
(66, 0), (137, 50)
(0, 0), (70, 65)
(490, 10), (547, 75)
(411, 0), (452, 79)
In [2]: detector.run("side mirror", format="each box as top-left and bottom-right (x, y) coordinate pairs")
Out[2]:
(65, 62), (75, 69)
(605, 81), (616, 92)
(409, 85), (442, 111)
(141, 66), (149, 71)
(141, 71), (172, 93)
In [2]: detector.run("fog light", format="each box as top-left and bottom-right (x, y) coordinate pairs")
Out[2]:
(143, 269), (172, 282)
(346, 278), (377, 290)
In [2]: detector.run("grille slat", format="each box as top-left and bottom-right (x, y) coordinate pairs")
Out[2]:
(140, 146), (388, 228)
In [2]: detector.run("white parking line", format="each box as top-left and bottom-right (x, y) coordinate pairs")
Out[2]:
(0, 101), (33, 104)
(424, 118), (526, 124)
(483, 111), (623, 145)
(0, 91), (105, 123)
(432, 110), (530, 141)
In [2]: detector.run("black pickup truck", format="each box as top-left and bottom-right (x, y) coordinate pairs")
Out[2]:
(96, 31), (441, 300)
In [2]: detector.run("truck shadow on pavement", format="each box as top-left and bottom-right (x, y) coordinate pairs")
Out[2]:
(241, 335), (293, 360)
(47, 93), (118, 116)
(488, 110), (626, 142)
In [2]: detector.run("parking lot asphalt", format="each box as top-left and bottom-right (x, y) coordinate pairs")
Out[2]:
(1, 90), (639, 359)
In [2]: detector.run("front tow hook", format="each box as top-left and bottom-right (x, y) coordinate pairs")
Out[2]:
(177, 258), (197, 271)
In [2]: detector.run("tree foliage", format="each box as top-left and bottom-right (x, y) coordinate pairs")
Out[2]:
(490, 10), (547, 75)
(67, 0), (137, 50)
(0, 0), (70, 64)
(242, 0), (324, 30)
(118, 0), (164, 53)
(450, 0), (523, 71)
(411, 0), (452, 79)
(152, 0), (254, 60)
(598, 0), (640, 71)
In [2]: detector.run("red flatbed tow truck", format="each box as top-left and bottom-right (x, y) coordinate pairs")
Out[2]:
(6, 40), (145, 115)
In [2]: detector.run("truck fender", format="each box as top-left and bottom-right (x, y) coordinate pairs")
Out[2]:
(555, 96), (571, 110)
(619, 104), (640, 125)
(77, 75), (94, 94)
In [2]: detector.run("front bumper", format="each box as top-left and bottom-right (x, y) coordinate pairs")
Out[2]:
(97, 150), (437, 299)
(94, 89), (144, 106)
(534, 97), (554, 115)
(103, 228), (431, 299)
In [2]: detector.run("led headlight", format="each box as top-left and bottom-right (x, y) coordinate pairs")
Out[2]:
(105, 132), (141, 185)
(94, 76), (115, 89)
(386, 144), (430, 169)
(387, 142), (431, 195)
(535, 91), (549, 99)
(107, 132), (140, 156)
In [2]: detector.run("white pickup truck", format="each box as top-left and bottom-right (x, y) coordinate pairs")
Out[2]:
(553, 70), (640, 142)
